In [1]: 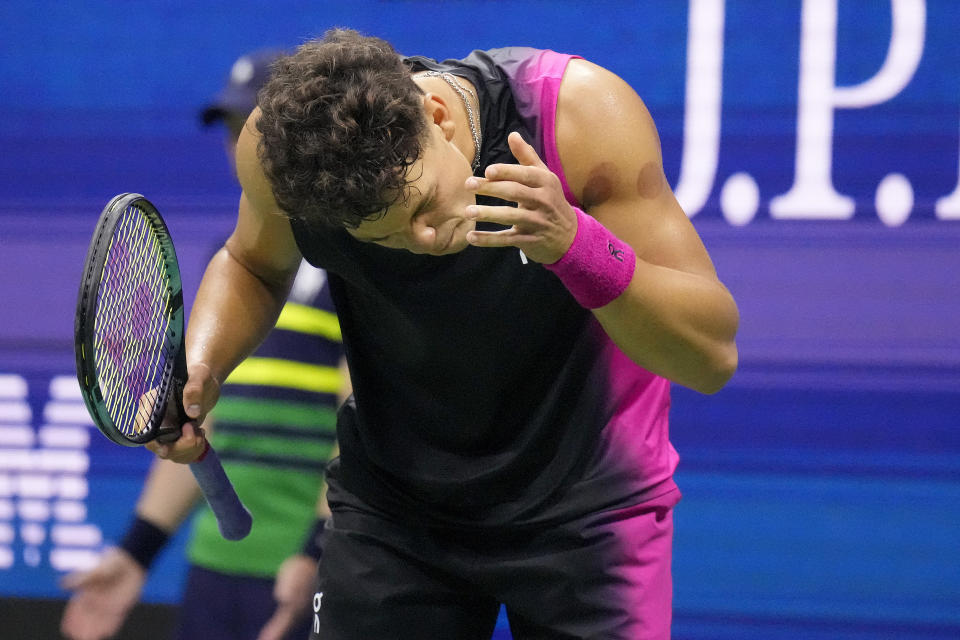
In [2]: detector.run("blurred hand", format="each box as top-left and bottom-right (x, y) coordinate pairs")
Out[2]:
(256, 554), (318, 640)
(60, 547), (147, 640)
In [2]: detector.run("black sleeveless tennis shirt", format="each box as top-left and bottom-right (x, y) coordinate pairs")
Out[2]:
(289, 49), (673, 528)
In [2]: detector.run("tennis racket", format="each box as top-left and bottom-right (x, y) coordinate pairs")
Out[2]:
(74, 192), (252, 541)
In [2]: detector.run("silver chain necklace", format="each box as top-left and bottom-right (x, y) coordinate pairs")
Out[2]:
(421, 71), (482, 173)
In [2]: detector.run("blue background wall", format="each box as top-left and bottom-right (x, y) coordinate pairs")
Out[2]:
(1, 1), (958, 639)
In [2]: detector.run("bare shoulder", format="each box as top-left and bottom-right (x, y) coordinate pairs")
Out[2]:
(557, 59), (656, 140)
(229, 107), (302, 279)
(555, 59), (664, 209)
(556, 59), (716, 277)
(235, 108), (281, 215)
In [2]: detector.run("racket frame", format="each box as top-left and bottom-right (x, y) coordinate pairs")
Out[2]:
(73, 193), (252, 540)
(74, 193), (186, 447)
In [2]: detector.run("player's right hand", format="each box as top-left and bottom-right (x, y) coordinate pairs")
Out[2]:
(60, 547), (147, 640)
(182, 360), (222, 426)
(147, 421), (208, 463)
(146, 361), (221, 464)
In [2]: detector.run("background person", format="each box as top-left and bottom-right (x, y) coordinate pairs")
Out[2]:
(60, 49), (346, 640)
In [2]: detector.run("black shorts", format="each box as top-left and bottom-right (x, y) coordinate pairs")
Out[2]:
(310, 475), (680, 640)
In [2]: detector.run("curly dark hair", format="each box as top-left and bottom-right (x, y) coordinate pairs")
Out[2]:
(256, 29), (427, 228)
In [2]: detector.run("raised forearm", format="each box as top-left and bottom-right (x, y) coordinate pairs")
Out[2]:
(595, 258), (739, 394)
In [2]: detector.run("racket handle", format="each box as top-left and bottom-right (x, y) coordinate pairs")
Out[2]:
(188, 444), (253, 541)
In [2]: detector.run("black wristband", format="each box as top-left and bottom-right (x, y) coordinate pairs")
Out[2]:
(300, 518), (326, 561)
(118, 516), (170, 570)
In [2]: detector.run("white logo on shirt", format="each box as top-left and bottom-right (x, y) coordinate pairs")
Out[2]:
(313, 591), (324, 633)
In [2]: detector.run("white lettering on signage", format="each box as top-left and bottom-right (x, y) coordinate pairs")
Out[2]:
(677, 0), (941, 226)
(936, 128), (960, 218)
(769, 0), (925, 224)
(674, 0), (725, 220)
(0, 375), (105, 575)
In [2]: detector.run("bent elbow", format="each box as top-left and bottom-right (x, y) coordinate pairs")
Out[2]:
(696, 342), (738, 395)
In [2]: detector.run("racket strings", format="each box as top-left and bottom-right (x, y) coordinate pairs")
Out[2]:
(98, 208), (169, 432)
(108, 207), (170, 429)
(93, 204), (174, 437)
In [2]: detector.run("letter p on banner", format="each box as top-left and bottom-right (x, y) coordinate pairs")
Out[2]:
(770, 0), (925, 221)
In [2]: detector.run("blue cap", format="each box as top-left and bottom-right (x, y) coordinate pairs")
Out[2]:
(201, 48), (285, 126)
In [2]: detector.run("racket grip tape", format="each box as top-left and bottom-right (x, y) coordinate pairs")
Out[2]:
(188, 445), (253, 540)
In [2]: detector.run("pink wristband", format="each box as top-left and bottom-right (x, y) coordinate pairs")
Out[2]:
(544, 207), (636, 309)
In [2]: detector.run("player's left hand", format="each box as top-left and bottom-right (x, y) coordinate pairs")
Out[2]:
(256, 554), (318, 640)
(464, 131), (578, 264)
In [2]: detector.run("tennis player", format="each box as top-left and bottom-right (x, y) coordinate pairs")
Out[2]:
(61, 50), (345, 640)
(153, 29), (739, 639)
